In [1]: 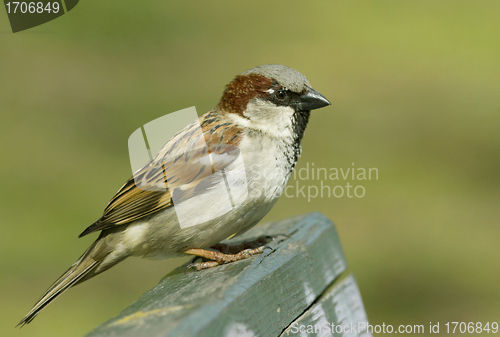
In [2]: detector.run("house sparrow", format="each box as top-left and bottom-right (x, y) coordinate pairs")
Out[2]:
(18, 64), (330, 326)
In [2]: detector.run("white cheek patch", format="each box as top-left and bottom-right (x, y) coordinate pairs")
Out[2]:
(243, 100), (295, 136)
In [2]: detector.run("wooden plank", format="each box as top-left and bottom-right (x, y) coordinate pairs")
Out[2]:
(86, 213), (348, 337)
(280, 275), (372, 337)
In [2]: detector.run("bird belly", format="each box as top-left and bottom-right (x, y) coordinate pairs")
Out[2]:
(125, 136), (293, 259)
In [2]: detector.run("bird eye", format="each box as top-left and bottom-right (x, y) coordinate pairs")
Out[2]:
(276, 90), (287, 100)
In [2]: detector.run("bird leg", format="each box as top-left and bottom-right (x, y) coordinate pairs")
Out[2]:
(183, 246), (266, 271)
(183, 234), (290, 271)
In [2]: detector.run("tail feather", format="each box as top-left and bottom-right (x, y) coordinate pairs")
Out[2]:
(17, 249), (100, 327)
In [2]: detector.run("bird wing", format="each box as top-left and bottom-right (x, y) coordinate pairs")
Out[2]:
(79, 114), (243, 237)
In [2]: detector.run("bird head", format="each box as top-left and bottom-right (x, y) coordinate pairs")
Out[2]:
(217, 64), (330, 138)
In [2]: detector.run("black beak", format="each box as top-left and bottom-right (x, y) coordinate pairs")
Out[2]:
(293, 87), (331, 111)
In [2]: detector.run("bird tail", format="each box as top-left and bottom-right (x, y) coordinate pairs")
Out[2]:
(17, 246), (101, 327)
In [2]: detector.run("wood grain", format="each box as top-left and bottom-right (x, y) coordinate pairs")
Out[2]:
(86, 213), (369, 337)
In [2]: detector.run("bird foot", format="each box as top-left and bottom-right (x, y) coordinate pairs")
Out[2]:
(184, 246), (266, 271)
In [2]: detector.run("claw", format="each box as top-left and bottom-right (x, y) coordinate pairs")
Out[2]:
(270, 234), (290, 243)
(181, 233), (289, 273)
(185, 263), (198, 274)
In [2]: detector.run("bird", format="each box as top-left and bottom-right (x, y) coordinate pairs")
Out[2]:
(18, 64), (331, 326)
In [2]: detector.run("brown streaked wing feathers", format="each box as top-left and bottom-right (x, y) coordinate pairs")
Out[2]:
(79, 113), (243, 237)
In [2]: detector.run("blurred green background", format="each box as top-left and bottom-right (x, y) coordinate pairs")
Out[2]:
(1, 1), (499, 336)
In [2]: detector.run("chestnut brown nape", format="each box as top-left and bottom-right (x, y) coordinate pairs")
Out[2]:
(218, 74), (273, 115)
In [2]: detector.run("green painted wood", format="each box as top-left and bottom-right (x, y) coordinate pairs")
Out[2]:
(86, 213), (350, 337)
(280, 275), (371, 337)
